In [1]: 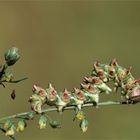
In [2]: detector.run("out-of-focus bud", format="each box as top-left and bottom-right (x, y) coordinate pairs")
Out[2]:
(4, 47), (20, 66)
(3, 72), (14, 82)
(5, 125), (16, 137)
(79, 119), (89, 133)
(75, 111), (85, 121)
(38, 115), (47, 129)
(49, 120), (61, 128)
(16, 119), (26, 132)
(3, 120), (12, 129)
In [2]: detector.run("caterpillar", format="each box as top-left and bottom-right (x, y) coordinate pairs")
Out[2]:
(29, 58), (140, 114)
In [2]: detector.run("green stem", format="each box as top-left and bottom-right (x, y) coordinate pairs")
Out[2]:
(0, 101), (123, 122)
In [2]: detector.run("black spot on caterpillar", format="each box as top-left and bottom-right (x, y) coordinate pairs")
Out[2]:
(29, 59), (140, 114)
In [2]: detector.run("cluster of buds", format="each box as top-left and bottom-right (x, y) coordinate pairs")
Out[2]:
(0, 47), (27, 89)
(28, 58), (140, 135)
(92, 58), (140, 103)
(29, 85), (47, 113)
(0, 119), (26, 138)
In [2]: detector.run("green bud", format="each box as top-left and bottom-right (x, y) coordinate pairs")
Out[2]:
(5, 125), (16, 137)
(3, 72), (14, 82)
(79, 119), (89, 133)
(3, 120), (12, 129)
(38, 115), (47, 129)
(75, 111), (85, 121)
(31, 100), (42, 114)
(27, 112), (34, 120)
(49, 120), (61, 128)
(4, 47), (20, 66)
(16, 119), (26, 132)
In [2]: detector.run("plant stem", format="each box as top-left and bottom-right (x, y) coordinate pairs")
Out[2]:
(0, 100), (128, 122)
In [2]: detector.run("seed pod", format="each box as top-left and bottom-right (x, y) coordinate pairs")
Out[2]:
(4, 47), (20, 66)
(38, 115), (48, 129)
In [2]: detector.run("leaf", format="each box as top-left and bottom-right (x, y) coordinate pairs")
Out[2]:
(8, 77), (28, 83)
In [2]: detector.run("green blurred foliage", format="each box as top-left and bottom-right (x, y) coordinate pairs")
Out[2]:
(0, 1), (140, 140)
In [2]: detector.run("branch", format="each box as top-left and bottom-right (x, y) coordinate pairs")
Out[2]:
(0, 100), (134, 123)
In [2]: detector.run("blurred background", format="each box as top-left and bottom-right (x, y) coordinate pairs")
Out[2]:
(0, 0), (140, 140)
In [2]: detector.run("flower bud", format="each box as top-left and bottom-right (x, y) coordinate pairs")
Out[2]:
(16, 119), (26, 132)
(75, 111), (85, 121)
(5, 125), (16, 137)
(4, 47), (20, 66)
(3, 72), (14, 82)
(3, 120), (12, 129)
(49, 120), (61, 128)
(79, 119), (88, 133)
(38, 115), (47, 129)
(31, 101), (42, 114)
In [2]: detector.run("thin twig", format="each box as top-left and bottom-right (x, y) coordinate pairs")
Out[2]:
(0, 100), (130, 122)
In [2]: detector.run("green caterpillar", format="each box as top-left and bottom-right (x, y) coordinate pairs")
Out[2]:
(29, 59), (140, 114)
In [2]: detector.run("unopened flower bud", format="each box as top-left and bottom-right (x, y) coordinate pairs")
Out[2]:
(79, 119), (88, 133)
(16, 119), (26, 132)
(4, 47), (20, 66)
(5, 125), (16, 137)
(38, 115), (47, 129)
